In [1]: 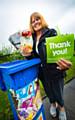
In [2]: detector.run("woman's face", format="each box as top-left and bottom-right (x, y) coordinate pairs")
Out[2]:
(31, 16), (42, 32)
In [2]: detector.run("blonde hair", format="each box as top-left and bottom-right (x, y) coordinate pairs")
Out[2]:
(29, 12), (48, 33)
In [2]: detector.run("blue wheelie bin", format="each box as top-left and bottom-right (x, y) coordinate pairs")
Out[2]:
(0, 58), (46, 120)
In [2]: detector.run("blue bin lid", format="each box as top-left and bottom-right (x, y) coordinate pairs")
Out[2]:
(0, 60), (25, 91)
(0, 58), (41, 90)
(0, 58), (41, 74)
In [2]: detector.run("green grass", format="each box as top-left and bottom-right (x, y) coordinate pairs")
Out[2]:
(0, 56), (75, 119)
(65, 56), (75, 83)
(0, 91), (14, 120)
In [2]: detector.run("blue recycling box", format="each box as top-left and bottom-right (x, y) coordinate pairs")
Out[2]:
(0, 60), (25, 91)
(0, 58), (46, 120)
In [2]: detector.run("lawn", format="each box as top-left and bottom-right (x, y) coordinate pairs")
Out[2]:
(0, 56), (75, 120)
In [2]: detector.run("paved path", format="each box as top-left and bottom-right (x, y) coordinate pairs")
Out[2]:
(43, 78), (75, 120)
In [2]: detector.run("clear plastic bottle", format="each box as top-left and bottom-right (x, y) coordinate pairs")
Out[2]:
(20, 30), (33, 56)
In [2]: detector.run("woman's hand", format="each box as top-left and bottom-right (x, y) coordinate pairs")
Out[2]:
(20, 45), (32, 56)
(56, 58), (72, 70)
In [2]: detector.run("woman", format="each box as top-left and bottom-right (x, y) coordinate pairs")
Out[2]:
(22, 12), (72, 120)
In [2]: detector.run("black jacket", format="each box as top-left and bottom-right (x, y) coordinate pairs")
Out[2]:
(32, 27), (57, 63)
(27, 27), (66, 80)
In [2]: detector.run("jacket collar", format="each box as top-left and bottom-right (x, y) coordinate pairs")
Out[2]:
(39, 27), (50, 42)
(41, 27), (49, 36)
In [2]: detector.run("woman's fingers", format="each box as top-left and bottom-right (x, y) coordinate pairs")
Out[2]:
(22, 49), (32, 56)
(56, 58), (72, 70)
(56, 60), (67, 70)
(60, 58), (72, 67)
(20, 45), (32, 56)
